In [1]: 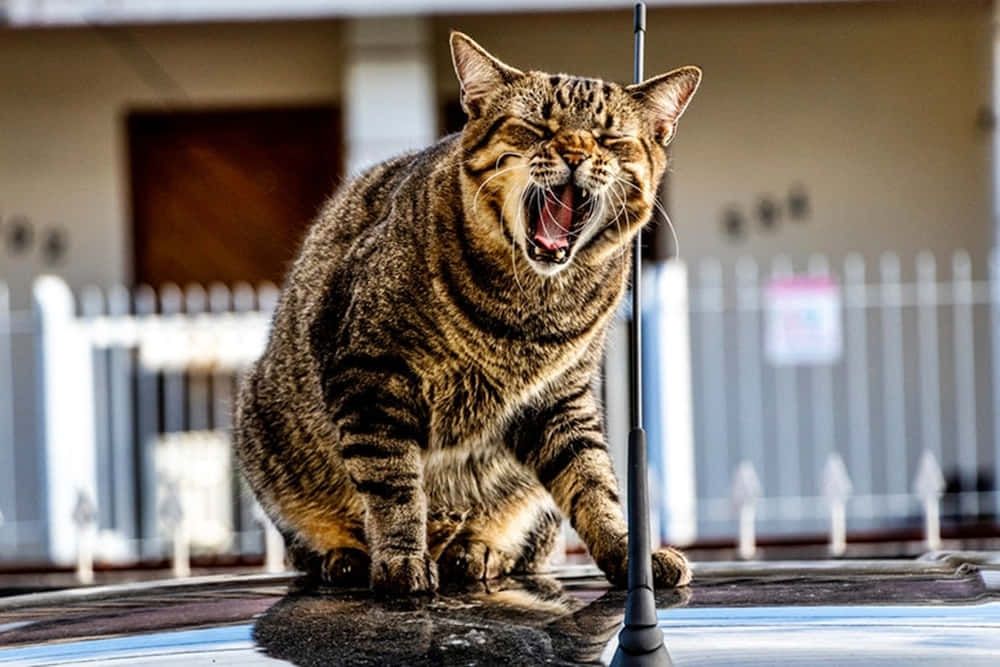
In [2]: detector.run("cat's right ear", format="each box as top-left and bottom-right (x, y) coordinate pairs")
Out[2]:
(450, 32), (522, 117)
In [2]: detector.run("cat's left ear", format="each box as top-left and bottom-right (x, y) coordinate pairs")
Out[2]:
(450, 31), (523, 117)
(627, 66), (702, 145)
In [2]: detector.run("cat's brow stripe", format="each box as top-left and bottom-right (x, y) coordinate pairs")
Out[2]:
(466, 115), (514, 155)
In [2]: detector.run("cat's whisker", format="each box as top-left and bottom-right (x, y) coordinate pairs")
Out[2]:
(500, 174), (529, 294)
(606, 182), (631, 290)
(613, 175), (681, 260)
(608, 182), (631, 261)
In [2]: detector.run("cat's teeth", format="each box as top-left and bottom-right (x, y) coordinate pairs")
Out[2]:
(555, 248), (567, 261)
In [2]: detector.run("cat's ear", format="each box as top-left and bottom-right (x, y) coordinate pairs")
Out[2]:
(627, 66), (702, 145)
(450, 31), (522, 117)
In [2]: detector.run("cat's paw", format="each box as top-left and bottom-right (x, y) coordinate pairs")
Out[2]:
(319, 547), (370, 587)
(599, 544), (692, 589)
(371, 551), (438, 595)
(651, 547), (692, 587)
(438, 540), (515, 583)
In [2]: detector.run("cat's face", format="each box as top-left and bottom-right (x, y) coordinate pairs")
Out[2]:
(452, 32), (701, 277)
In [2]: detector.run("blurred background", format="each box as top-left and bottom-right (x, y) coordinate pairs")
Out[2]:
(1, 0), (998, 585)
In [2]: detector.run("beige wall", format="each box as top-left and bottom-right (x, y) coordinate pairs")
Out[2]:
(0, 3), (993, 296)
(0, 20), (343, 294)
(436, 2), (993, 275)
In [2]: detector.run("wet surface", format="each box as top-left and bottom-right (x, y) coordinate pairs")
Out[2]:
(254, 576), (655, 666)
(1, 559), (1000, 665)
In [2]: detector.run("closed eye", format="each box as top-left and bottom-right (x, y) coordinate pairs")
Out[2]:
(503, 125), (543, 147)
(509, 119), (552, 138)
(599, 133), (636, 147)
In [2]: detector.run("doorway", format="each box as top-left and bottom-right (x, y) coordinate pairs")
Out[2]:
(127, 106), (341, 287)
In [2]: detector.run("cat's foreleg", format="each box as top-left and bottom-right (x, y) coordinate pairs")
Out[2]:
(334, 385), (436, 594)
(339, 435), (437, 594)
(514, 385), (691, 588)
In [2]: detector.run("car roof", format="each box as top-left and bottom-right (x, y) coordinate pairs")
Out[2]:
(1, 555), (999, 665)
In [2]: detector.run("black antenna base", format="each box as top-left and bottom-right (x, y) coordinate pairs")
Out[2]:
(611, 428), (672, 666)
(611, 639), (672, 667)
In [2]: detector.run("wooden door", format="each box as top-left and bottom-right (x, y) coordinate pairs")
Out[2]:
(127, 106), (341, 287)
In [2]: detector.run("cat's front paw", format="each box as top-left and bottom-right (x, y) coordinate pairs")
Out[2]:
(371, 551), (438, 595)
(599, 544), (692, 589)
(438, 540), (516, 583)
(652, 547), (692, 587)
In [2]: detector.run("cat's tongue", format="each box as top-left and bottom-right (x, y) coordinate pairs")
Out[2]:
(534, 185), (575, 251)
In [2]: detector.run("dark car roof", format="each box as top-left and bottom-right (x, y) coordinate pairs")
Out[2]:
(1, 555), (999, 665)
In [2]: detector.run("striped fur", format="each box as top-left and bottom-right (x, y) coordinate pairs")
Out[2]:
(234, 32), (701, 594)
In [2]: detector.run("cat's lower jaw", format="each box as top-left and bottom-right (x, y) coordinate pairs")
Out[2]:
(597, 543), (692, 589)
(371, 551), (439, 595)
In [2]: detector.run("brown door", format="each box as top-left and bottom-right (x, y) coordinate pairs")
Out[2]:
(127, 106), (341, 287)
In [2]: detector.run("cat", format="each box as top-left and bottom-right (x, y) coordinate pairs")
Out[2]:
(234, 31), (701, 595)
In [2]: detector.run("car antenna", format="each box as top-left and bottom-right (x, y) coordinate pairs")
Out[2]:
(610, 4), (672, 666)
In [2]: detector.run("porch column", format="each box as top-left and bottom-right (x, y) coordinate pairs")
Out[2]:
(343, 17), (438, 175)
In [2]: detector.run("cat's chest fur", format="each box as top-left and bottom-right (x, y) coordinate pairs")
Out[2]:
(425, 325), (602, 452)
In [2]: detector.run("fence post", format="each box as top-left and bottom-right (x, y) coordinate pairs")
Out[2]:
(697, 258), (727, 506)
(35, 276), (98, 565)
(253, 502), (287, 574)
(769, 255), (800, 506)
(990, 248), (1000, 524)
(0, 282), (16, 553)
(913, 449), (945, 551)
(731, 462), (761, 560)
(735, 257), (765, 485)
(915, 252), (942, 466)
(951, 251), (978, 517)
(107, 284), (138, 552)
(821, 452), (852, 557)
(808, 254), (836, 495)
(647, 262), (696, 546)
(161, 480), (190, 579)
(879, 252), (907, 513)
(843, 254), (872, 504)
(134, 285), (160, 557)
(73, 489), (97, 584)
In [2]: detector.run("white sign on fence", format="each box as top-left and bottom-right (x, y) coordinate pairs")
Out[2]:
(765, 276), (843, 366)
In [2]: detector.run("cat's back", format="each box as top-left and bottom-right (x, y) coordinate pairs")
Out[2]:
(296, 135), (459, 277)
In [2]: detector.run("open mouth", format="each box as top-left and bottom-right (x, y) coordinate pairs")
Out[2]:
(526, 184), (587, 265)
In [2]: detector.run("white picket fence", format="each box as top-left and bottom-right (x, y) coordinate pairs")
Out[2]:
(2, 248), (1000, 566)
(1, 277), (279, 564)
(685, 250), (1000, 539)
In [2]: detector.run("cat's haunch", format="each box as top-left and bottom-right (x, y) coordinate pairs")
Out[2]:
(234, 31), (700, 595)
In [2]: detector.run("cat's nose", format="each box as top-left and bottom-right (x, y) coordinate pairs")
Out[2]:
(555, 131), (595, 170)
(561, 151), (589, 169)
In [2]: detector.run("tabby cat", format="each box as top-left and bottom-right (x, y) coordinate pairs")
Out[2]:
(234, 32), (701, 595)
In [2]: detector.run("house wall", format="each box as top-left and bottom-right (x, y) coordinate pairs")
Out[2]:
(0, 20), (344, 300)
(0, 3), (992, 298)
(435, 1), (994, 275)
